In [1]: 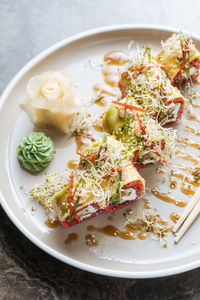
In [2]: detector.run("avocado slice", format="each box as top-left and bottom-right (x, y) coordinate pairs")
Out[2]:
(102, 105), (124, 133)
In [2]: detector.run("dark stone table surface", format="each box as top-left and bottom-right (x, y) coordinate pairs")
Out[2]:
(1, 1), (200, 299)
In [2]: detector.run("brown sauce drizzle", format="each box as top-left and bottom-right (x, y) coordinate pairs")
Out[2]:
(180, 184), (195, 196)
(104, 50), (129, 65)
(156, 167), (166, 174)
(151, 188), (186, 207)
(143, 198), (151, 209)
(85, 234), (99, 247)
(87, 225), (136, 240)
(178, 137), (200, 150)
(94, 96), (107, 106)
(138, 233), (147, 240)
(169, 178), (177, 189)
(94, 50), (129, 93)
(67, 160), (79, 170)
(93, 118), (104, 132)
(93, 83), (117, 96)
(87, 216), (172, 242)
(107, 216), (113, 222)
(176, 163), (189, 171)
(126, 223), (139, 233)
(170, 212), (180, 223)
(125, 208), (133, 215)
(170, 170), (200, 187)
(185, 125), (200, 137)
(164, 225), (174, 233)
(65, 233), (79, 245)
(186, 114), (200, 122)
(102, 65), (122, 87)
(93, 123), (104, 132)
(45, 219), (59, 228)
(177, 151), (199, 165)
(76, 131), (96, 152)
(191, 101), (200, 109)
(157, 219), (168, 226)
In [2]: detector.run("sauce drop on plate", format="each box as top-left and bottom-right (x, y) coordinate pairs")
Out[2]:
(170, 212), (180, 223)
(94, 96), (107, 106)
(178, 137), (200, 150)
(65, 233), (79, 245)
(76, 131), (96, 152)
(45, 219), (59, 228)
(191, 101), (200, 109)
(126, 223), (139, 233)
(93, 118), (104, 132)
(138, 233), (147, 240)
(151, 188), (186, 207)
(177, 151), (199, 165)
(87, 225), (136, 240)
(104, 50), (129, 65)
(169, 178), (177, 189)
(170, 170), (200, 187)
(102, 65), (123, 87)
(93, 83), (117, 96)
(186, 114), (200, 122)
(85, 234), (99, 247)
(157, 219), (168, 226)
(67, 160), (79, 170)
(180, 184), (195, 196)
(185, 125), (200, 137)
(143, 198), (151, 209)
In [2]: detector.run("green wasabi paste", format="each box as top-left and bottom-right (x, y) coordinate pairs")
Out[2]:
(17, 132), (54, 172)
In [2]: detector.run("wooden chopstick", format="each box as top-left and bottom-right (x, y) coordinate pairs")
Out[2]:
(173, 188), (200, 243)
(173, 188), (200, 234)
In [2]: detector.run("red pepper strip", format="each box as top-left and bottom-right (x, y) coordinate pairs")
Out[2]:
(75, 204), (89, 214)
(164, 97), (184, 126)
(144, 139), (162, 158)
(116, 162), (136, 172)
(161, 139), (165, 150)
(136, 112), (146, 135)
(112, 101), (148, 113)
(192, 71), (199, 80)
(161, 159), (167, 164)
(130, 67), (139, 72)
(130, 65), (149, 72)
(179, 38), (190, 80)
(118, 81), (122, 90)
(77, 152), (98, 160)
(132, 149), (139, 163)
(160, 83), (169, 106)
(68, 171), (80, 223)
(148, 144), (162, 158)
(101, 174), (110, 179)
(148, 144), (167, 164)
(140, 65), (146, 71)
(101, 162), (137, 179)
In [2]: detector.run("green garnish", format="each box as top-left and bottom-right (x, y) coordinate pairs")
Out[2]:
(111, 170), (122, 204)
(98, 134), (108, 158)
(143, 46), (151, 62)
(68, 196), (80, 222)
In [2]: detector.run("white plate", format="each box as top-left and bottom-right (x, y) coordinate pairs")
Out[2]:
(0, 25), (200, 278)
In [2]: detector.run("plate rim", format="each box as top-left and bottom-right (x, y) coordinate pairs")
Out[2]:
(1, 24), (200, 279)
